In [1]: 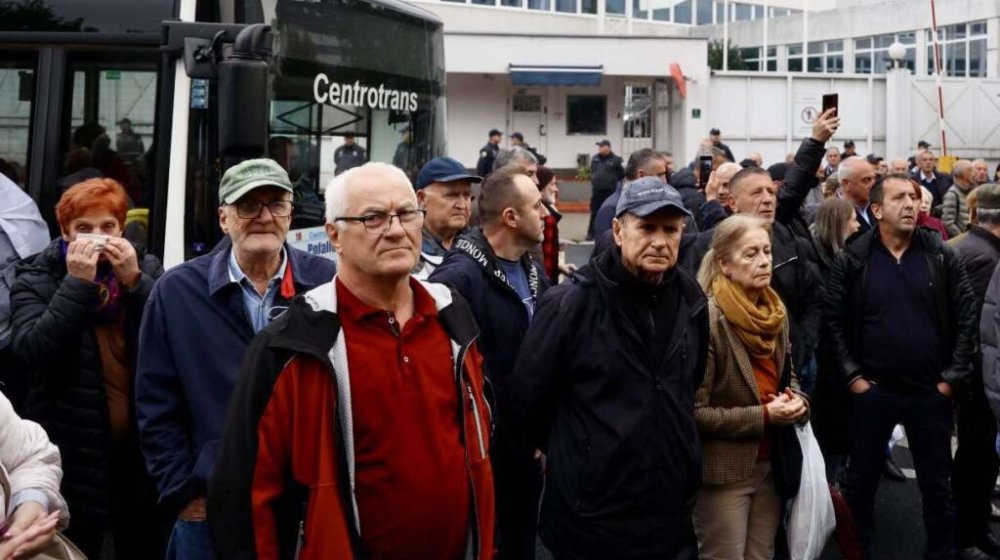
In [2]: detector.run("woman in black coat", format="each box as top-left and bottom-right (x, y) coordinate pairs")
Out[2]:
(10, 178), (167, 559)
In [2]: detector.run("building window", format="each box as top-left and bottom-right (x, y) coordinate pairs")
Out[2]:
(741, 46), (776, 71)
(567, 95), (607, 135)
(733, 2), (752, 21)
(581, 0), (597, 14)
(927, 21), (987, 77)
(529, 0), (551, 8)
(855, 32), (915, 74)
(673, 0), (691, 24)
(769, 7), (789, 17)
(634, 0), (648, 19)
(695, 0), (712, 25)
(513, 94), (542, 113)
(647, 0), (670, 20)
(804, 40), (844, 73)
(606, 0), (626, 15)
(556, 0), (577, 12)
(623, 85), (652, 139)
(788, 44), (803, 72)
(715, 1), (725, 23)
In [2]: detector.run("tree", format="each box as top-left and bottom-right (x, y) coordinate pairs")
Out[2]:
(707, 40), (746, 71)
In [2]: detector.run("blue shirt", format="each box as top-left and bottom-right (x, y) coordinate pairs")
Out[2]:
(496, 257), (534, 319)
(228, 248), (287, 333)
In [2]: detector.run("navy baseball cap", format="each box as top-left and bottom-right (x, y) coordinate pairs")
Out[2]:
(510, 132), (524, 141)
(596, 139), (611, 147)
(616, 177), (691, 219)
(415, 157), (483, 190)
(488, 128), (503, 137)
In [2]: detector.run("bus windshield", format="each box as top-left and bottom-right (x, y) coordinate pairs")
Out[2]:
(184, 0), (447, 261)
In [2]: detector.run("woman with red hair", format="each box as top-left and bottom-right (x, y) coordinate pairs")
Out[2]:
(8, 178), (167, 559)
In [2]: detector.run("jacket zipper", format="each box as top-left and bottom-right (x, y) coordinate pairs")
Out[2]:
(455, 339), (482, 560)
(466, 383), (487, 459)
(773, 255), (798, 270)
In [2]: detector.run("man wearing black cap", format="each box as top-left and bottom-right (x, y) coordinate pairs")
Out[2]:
(510, 132), (547, 166)
(430, 166), (549, 560)
(588, 140), (625, 240)
(507, 177), (707, 560)
(333, 132), (366, 175)
(477, 129), (504, 179)
(709, 128), (735, 162)
(842, 139), (858, 159)
(412, 157), (482, 278)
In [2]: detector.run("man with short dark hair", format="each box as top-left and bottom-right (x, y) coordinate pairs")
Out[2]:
(825, 173), (977, 560)
(912, 149), (953, 207)
(510, 132), (547, 166)
(593, 148), (668, 238)
(842, 139), (858, 159)
(587, 140), (625, 240)
(507, 177), (707, 559)
(412, 157), (482, 277)
(953, 183), (1000, 559)
(431, 166), (549, 560)
(709, 127), (735, 162)
(477, 128), (503, 178)
(333, 132), (366, 175)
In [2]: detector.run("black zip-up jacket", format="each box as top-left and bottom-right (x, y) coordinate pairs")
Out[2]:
(505, 247), (708, 559)
(777, 137), (826, 264)
(590, 153), (625, 192)
(429, 228), (549, 390)
(10, 237), (163, 529)
(823, 227), (977, 391)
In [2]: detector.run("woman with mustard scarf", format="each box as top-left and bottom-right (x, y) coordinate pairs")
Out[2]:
(692, 215), (809, 560)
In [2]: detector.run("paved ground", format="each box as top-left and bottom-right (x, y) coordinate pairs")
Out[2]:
(532, 439), (975, 559)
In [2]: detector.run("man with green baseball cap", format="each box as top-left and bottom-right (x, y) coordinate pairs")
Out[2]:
(218, 158), (294, 204)
(136, 157), (335, 559)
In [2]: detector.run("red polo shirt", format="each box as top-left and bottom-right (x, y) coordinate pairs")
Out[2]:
(336, 278), (471, 560)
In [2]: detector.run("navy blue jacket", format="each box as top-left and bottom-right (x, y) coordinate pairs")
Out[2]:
(135, 239), (334, 515)
(429, 228), (549, 391)
(505, 247), (707, 559)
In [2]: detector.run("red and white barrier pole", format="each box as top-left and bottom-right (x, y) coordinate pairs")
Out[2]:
(929, 0), (948, 156)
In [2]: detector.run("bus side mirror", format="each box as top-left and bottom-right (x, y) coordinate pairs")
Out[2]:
(218, 24), (272, 164)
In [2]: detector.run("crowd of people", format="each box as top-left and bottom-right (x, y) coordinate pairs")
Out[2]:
(1, 106), (1000, 560)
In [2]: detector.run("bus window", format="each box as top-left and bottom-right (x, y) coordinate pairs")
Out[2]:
(61, 53), (159, 250)
(0, 52), (36, 190)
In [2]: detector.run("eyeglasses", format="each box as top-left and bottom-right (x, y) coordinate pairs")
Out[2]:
(335, 209), (426, 234)
(233, 200), (293, 219)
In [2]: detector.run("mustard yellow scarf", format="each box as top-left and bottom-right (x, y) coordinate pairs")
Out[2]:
(711, 274), (786, 358)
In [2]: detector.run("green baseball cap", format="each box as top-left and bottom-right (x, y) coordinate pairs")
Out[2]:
(219, 159), (294, 204)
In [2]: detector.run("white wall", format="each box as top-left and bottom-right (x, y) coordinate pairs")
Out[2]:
(446, 73), (509, 169)
(704, 72), (888, 166)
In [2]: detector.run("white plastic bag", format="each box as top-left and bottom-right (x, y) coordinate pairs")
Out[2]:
(787, 422), (836, 560)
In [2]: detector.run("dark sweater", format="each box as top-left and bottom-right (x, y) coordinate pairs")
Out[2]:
(860, 235), (943, 393)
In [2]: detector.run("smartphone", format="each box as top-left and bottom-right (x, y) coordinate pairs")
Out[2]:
(698, 155), (713, 189)
(822, 93), (839, 116)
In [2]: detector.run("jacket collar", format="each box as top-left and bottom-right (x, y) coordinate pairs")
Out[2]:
(208, 236), (332, 297)
(968, 226), (1000, 254)
(845, 226), (941, 264)
(284, 276), (478, 353)
(589, 246), (706, 317)
(452, 228), (542, 302)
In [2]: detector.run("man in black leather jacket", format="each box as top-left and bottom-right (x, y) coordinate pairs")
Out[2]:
(823, 174), (977, 560)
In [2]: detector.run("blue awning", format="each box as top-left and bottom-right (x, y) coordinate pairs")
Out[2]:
(509, 65), (603, 86)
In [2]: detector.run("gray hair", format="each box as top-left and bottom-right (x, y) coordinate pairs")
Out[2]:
(493, 146), (537, 171)
(324, 162), (414, 228)
(837, 156), (868, 182)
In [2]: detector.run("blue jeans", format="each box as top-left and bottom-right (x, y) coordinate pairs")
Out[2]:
(166, 519), (217, 560)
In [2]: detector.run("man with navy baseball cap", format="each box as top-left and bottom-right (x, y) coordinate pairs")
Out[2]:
(413, 157), (482, 277)
(506, 174), (707, 559)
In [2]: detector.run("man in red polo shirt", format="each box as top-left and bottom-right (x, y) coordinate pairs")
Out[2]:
(208, 162), (495, 560)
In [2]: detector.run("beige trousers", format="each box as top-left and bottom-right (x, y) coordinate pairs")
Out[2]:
(694, 461), (782, 560)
